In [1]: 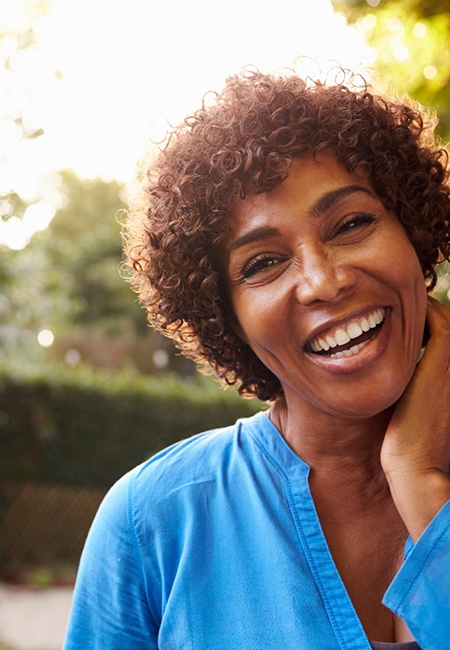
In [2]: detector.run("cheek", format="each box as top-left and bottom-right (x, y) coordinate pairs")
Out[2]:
(385, 230), (425, 291)
(395, 250), (428, 346)
(233, 296), (290, 362)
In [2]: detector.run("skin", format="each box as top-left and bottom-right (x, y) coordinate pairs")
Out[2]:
(218, 151), (450, 642)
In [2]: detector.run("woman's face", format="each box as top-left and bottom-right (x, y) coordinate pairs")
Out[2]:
(219, 151), (428, 420)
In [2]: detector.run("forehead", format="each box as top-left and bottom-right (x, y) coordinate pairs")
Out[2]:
(230, 151), (372, 229)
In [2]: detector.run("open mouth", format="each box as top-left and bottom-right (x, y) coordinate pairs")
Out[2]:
(305, 308), (386, 359)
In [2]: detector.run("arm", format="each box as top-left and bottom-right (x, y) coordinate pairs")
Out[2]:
(381, 297), (450, 542)
(63, 472), (159, 649)
(380, 297), (450, 649)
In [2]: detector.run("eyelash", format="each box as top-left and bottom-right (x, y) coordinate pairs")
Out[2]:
(335, 213), (375, 235)
(242, 255), (280, 279)
(241, 213), (376, 279)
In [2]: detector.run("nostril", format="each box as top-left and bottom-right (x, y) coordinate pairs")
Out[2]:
(295, 274), (355, 306)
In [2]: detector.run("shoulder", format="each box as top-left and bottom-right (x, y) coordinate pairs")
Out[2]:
(101, 411), (267, 516)
(131, 411), (266, 498)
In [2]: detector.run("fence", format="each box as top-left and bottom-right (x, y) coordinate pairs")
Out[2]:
(0, 481), (106, 581)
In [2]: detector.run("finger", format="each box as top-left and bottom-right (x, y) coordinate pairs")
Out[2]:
(428, 295), (450, 324)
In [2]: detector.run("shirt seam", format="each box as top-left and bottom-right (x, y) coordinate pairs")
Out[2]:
(128, 470), (160, 632)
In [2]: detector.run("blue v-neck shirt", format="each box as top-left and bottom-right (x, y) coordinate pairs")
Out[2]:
(64, 412), (450, 649)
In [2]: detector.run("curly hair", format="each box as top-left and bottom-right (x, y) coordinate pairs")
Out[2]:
(124, 67), (450, 401)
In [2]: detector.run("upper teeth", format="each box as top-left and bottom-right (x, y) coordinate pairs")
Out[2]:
(310, 308), (386, 353)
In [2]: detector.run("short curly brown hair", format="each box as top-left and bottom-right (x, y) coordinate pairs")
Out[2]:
(124, 67), (450, 401)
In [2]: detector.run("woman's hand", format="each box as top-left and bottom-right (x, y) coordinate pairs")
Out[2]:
(381, 296), (450, 542)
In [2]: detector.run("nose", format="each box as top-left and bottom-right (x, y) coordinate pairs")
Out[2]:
(294, 246), (356, 305)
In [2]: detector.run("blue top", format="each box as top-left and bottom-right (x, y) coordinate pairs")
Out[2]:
(64, 412), (450, 649)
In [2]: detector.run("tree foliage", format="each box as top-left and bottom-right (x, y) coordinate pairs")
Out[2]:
(0, 1), (57, 228)
(0, 171), (197, 375)
(332, 0), (450, 140)
(0, 173), (129, 342)
(40, 171), (138, 331)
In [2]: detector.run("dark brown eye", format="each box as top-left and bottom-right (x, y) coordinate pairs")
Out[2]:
(242, 255), (279, 278)
(336, 214), (375, 235)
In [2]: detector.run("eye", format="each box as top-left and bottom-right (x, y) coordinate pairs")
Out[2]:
(242, 254), (280, 278)
(334, 213), (375, 237)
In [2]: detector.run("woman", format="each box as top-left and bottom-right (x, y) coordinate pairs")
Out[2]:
(64, 69), (450, 649)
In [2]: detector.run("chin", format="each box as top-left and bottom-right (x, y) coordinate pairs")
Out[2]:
(335, 382), (408, 420)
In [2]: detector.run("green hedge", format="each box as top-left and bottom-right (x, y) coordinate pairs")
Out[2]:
(0, 363), (261, 489)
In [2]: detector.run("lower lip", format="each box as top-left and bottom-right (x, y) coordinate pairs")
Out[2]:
(305, 310), (390, 375)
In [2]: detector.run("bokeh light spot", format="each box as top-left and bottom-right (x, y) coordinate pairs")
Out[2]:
(153, 349), (169, 369)
(413, 22), (427, 38)
(423, 65), (437, 80)
(393, 45), (409, 61)
(37, 329), (54, 347)
(387, 17), (404, 35)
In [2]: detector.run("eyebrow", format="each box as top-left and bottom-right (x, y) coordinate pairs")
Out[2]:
(311, 185), (374, 217)
(228, 226), (279, 257)
(228, 185), (375, 258)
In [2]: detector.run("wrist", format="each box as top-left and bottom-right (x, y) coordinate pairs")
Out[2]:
(385, 468), (450, 542)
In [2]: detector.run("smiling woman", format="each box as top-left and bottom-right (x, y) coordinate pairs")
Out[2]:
(220, 151), (428, 423)
(124, 69), (449, 403)
(64, 68), (450, 650)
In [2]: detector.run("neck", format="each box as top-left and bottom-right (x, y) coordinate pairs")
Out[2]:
(270, 396), (394, 493)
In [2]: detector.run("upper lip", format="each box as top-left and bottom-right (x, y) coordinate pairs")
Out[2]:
(304, 306), (388, 351)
